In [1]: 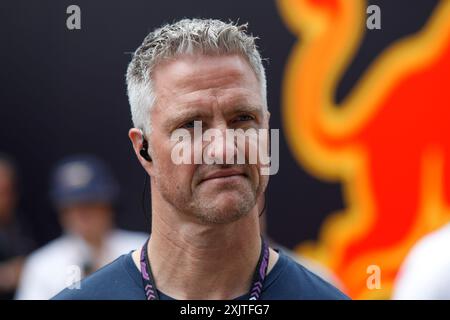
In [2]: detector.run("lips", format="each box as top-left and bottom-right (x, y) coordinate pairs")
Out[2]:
(200, 168), (247, 184)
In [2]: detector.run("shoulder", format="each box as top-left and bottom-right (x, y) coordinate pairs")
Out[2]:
(263, 251), (350, 300)
(111, 229), (148, 243)
(15, 237), (75, 300)
(107, 230), (147, 254)
(23, 236), (72, 269)
(52, 252), (144, 300)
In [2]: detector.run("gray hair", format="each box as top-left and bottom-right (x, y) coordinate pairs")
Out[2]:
(125, 18), (267, 135)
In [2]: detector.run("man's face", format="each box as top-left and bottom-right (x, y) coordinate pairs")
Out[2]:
(146, 54), (269, 224)
(60, 202), (113, 243)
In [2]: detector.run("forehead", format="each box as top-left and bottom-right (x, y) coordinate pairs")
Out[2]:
(151, 54), (262, 114)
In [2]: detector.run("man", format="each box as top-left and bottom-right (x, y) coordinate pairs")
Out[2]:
(0, 154), (35, 299)
(53, 19), (348, 300)
(15, 155), (146, 299)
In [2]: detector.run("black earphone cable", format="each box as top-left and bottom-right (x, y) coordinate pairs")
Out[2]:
(259, 193), (267, 217)
(141, 174), (150, 227)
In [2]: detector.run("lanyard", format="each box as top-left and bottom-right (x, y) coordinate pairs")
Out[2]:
(139, 237), (270, 300)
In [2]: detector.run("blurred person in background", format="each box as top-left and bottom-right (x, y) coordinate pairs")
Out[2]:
(0, 154), (35, 299)
(15, 155), (147, 300)
(392, 222), (450, 299)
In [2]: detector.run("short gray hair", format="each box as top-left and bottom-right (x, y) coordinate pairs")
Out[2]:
(126, 18), (267, 135)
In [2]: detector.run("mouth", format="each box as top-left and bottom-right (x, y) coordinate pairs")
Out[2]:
(200, 168), (247, 184)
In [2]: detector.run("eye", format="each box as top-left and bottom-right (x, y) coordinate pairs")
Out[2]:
(180, 120), (196, 129)
(233, 114), (255, 123)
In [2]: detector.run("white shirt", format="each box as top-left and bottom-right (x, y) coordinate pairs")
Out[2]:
(15, 229), (147, 300)
(393, 222), (450, 299)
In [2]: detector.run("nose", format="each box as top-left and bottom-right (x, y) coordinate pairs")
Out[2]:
(203, 127), (236, 165)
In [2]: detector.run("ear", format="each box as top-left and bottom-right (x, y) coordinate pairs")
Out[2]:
(260, 110), (270, 132)
(129, 128), (154, 175)
(264, 111), (271, 127)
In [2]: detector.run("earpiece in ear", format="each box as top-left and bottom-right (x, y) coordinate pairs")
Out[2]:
(139, 131), (152, 162)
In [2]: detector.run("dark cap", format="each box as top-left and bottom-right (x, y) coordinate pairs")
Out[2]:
(50, 155), (119, 208)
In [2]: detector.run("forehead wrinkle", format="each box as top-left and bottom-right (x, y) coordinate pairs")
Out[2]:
(153, 54), (257, 95)
(151, 55), (263, 131)
(157, 86), (263, 130)
(152, 71), (242, 113)
(175, 70), (247, 95)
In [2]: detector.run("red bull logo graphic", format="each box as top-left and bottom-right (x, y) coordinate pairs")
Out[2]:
(277, 0), (450, 298)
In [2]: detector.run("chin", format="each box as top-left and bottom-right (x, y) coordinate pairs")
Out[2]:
(195, 209), (247, 225)
(194, 192), (255, 225)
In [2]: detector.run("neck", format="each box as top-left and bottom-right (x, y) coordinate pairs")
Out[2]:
(136, 192), (275, 300)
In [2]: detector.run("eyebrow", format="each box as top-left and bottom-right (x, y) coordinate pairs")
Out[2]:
(163, 108), (211, 131)
(225, 104), (263, 117)
(163, 102), (264, 131)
